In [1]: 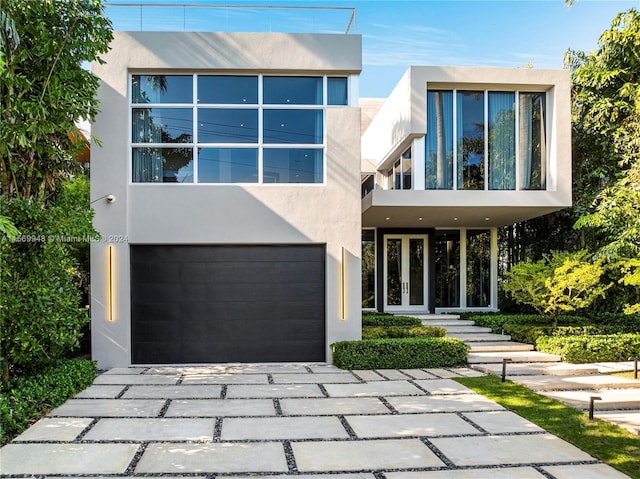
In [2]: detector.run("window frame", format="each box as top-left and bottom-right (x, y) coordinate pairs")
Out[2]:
(129, 73), (350, 185)
(425, 88), (549, 191)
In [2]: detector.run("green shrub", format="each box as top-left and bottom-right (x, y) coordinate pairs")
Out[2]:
(362, 314), (421, 327)
(362, 325), (446, 339)
(502, 250), (610, 326)
(587, 313), (640, 331)
(0, 178), (98, 381)
(332, 338), (469, 369)
(0, 359), (96, 444)
(503, 324), (632, 345)
(536, 334), (640, 363)
(469, 314), (586, 333)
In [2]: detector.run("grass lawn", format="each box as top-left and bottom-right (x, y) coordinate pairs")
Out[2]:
(455, 375), (640, 479)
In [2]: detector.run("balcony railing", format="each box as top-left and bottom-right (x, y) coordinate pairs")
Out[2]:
(103, 3), (357, 34)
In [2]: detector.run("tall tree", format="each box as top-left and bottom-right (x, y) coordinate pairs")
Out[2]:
(568, 9), (640, 313)
(0, 0), (112, 200)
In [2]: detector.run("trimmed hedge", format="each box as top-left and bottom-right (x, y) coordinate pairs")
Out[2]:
(332, 338), (469, 369)
(362, 325), (446, 339)
(468, 314), (586, 333)
(362, 314), (421, 327)
(0, 359), (96, 444)
(536, 334), (640, 363)
(504, 324), (637, 345)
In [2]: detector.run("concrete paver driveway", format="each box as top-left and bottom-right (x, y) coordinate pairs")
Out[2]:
(0, 364), (631, 478)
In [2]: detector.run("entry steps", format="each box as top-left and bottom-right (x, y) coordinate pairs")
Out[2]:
(404, 314), (640, 434)
(415, 314), (535, 353)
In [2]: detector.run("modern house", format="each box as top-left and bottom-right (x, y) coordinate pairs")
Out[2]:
(361, 66), (571, 315)
(90, 31), (571, 368)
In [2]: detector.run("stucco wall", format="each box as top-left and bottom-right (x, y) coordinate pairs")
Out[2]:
(90, 32), (362, 368)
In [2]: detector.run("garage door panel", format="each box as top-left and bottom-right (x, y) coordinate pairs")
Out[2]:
(131, 245), (325, 364)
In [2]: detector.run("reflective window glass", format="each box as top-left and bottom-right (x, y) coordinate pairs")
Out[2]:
(402, 148), (412, 190)
(467, 229), (491, 307)
(263, 76), (322, 104)
(434, 230), (460, 307)
(197, 76), (258, 104)
(198, 109), (258, 143)
(132, 147), (193, 183)
(132, 108), (193, 143)
(198, 148), (258, 183)
(488, 92), (516, 190)
(263, 109), (323, 144)
(457, 91), (485, 190)
(362, 230), (376, 308)
(328, 77), (348, 105)
(425, 91), (454, 189)
(263, 148), (323, 183)
(519, 92), (546, 190)
(132, 75), (192, 104)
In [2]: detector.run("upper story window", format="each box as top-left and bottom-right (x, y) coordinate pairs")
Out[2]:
(425, 89), (547, 191)
(385, 148), (412, 190)
(130, 74), (349, 184)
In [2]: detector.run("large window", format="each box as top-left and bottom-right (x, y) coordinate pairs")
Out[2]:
(386, 148), (412, 190)
(434, 230), (460, 308)
(362, 230), (376, 308)
(426, 89), (547, 191)
(131, 74), (349, 184)
(467, 229), (491, 307)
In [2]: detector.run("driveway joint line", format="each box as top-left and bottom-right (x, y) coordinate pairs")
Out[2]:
(282, 440), (298, 473)
(337, 415), (358, 439)
(456, 412), (491, 434)
(273, 398), (283, 416)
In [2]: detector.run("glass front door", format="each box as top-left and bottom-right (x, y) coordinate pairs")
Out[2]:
(384, 235), (428, 311)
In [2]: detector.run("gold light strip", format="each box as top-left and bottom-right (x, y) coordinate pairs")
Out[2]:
(108, 245), (114, 322)
(340, 246), (346, 320)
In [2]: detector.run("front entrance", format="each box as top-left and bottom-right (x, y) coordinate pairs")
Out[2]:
(383, 235), (428, 311)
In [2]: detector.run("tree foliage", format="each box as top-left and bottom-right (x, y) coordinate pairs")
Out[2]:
(0, 0), (112, 200)
(502, 250), (610, 326)
(0, 1), (111, 382)
(567, 9), (640, 313)
(0, 178), (98, 381)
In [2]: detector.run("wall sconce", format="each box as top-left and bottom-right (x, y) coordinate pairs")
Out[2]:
(340, 246), (346, 320)
(107, 245), (114, 322)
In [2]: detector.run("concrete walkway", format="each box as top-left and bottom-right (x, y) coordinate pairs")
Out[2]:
(414, 314), (640, 436)
(0, 364), (631, 478)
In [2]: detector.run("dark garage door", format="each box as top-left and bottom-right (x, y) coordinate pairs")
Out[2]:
(131, 245), (325, 364)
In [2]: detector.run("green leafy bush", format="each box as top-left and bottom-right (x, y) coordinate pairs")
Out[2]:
(0, 178), (98, 381)
(362, 325), (446, 339)
(468, 314), (586, 333)
(502, 250), (610, 326)
(0, 359), (96, 444)
(504, 324), (632, 345)
(362, 314), (421, 327)
(332, 338), (469, 369)
(536, 334), (640, 363)
(587, 313), (640, 331)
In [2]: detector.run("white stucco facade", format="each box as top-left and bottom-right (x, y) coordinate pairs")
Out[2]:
(90, 32), (363, 368)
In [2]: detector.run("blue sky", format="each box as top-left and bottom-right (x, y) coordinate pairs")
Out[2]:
(105, 0), (640, 97)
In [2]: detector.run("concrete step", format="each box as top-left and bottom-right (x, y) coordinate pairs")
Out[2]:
(511, 374), (640, 392)
(541, 389), (640, 412)
(473, 362), (600, 377)
(421, 320), (476, 327)
(447, 333), (512, 342)
(440, 325), (493, 334)
(406, 314), (460, 320)
(468, 351), (561, 364)
(466, 341), (535, 352)
(595, 410), (640, 435)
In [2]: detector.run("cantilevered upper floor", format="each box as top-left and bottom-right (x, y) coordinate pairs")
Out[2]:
(361, 66), (572, 228)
